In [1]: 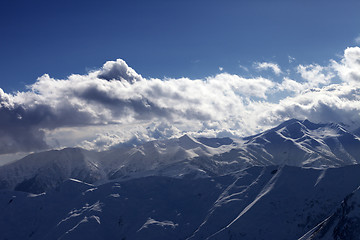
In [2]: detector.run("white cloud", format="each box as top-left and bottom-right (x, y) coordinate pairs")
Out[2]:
(254, 62), (282, 75)
(277, 63), (335, 94)
(97, 59), (142, 83)
(261, 83), (360, 130)
(0, 62), (276, 153)
(219, 67), (223, 71)
(2, 46), (360, 154)
(331, 46), (360, 83)
(278, 77), (305, 93)
(297, 64), (334, 87)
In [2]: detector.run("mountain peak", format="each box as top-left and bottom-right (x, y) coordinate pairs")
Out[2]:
(177, 134), (201, 150)
(268, 119), (347, 134)
(276, 118), (303, 128)
(179, 134), (192, 141)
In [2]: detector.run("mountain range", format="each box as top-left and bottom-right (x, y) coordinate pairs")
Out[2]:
(1, 119), (360, 239)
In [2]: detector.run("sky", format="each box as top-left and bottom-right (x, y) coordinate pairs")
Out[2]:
(1, 0), (360, 161)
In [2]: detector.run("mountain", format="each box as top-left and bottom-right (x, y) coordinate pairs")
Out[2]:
(0, 135), (232, 193)
(2, 119), (360, 239)
(1, 119), (360, 193)
(101, 134), (220, 180)
(2, 165), (360, 240)
(0, 148), (105, 193)
(184, 119), (360, 176)
(234, 119), (360, 168)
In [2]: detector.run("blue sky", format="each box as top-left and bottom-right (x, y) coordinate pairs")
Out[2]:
(1, 0), (360, 158)
(1, 0), (360, 92)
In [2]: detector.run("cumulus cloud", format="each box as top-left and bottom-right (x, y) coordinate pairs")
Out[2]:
(260, 84), (360, 130)
(297, 64), (334, 87)
(0, 61), (276, 153)
(278, 63), (334, 93)
(270, 48), (360, 129)
(331, 47), (360, 83)
(278, 77), (305, 93)
(97, 59), (142, 83)
(1, 46), (360, 155)
(254, 62), (282, 75)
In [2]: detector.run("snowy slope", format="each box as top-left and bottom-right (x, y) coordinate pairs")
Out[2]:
(227, 119), (360, 168)
(2, 165), (360, 240)
(0, 148), (105, 193)
(174, 119), (360, 177)
(100, 134), (226, 180)
(1, 119), (360, 193)
(0, 135), (233, 192)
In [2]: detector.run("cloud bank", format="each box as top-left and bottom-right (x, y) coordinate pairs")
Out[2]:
(1, 47), (360, 154)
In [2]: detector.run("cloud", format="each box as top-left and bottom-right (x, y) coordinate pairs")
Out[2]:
(0, 61), (276, 153)
(0, 92), (49, 153)
(297, 64), (334, 87)
(254, 62), (282, 75)
(331, 47), (360, 83)
(261, 84), (360, 130)
(278, 63), (334, 93)
(79, 121), (182, 151)
(2, 46), (360, 154)
(97, 59), (142, 83)
(278, 77), (305, 93)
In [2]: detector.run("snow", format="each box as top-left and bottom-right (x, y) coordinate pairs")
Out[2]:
(138, 217), (178, 231)
(2, 119), (360, 194)
(314, 169), (327, 187)
(1, 119), (360, 239)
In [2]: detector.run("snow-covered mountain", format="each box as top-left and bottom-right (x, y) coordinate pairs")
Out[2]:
(101, 134), (227, 180)
(1, 119), (360, 193)
(0, 134), (234, 193)
(2, 165), (360, 240)
(166, 118), (360, 176)
(2, 119), (360, 239)
(0, 148), (105, 193)
(234, 119), (360, 168)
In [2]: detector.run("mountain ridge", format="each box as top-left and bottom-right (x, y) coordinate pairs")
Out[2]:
(2, 119), (360, 193)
